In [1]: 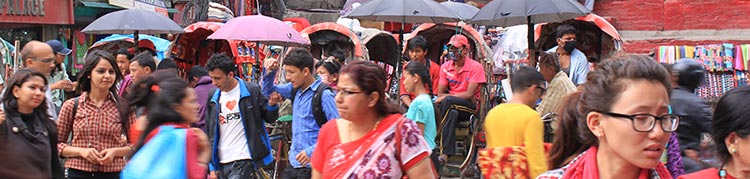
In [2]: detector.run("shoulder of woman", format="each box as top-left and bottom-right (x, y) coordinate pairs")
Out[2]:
(676, 168), (718, 179)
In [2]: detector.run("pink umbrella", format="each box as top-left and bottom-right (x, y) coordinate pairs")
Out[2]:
(207, 15), (310, 47)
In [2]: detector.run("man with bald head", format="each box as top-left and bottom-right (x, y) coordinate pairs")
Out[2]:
(13, 41), (58, 120)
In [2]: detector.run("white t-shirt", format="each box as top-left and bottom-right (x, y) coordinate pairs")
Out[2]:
(218, 83), (252, 163)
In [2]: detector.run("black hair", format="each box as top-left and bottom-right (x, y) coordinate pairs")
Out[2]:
(315, 59), (342, 75)
(131, 52), (157, 72)
(407, 35), (429, 52)
(187, 65), (209, 82)
(539, 52), (561, 72)
(556, 24), (577, 39)
(712, 85), (750, 163)
(128, 70), (191, 153)
(328, 50), (346, 64)
(510, 66), (545, 93)
(135, 48), (157, 57)
(404, 61), (433, 97)
(2, 68), (49, 118)
(340, 61), (403, 116)
(77, 50), (124, 94)
(116, 48), (133, 60)
(156, 58), (179, 71)
(283, 48), (315, 73)
(205, 53), (236, 75)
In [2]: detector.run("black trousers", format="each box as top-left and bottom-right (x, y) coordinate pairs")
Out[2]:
(437, 96), (475, 156)
(219, 159), (259, 179)
(279, 166), (311, 179)
(67, 168), (120, 179)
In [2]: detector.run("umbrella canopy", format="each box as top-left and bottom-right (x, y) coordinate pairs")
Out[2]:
(343, 0), (461, 23)
(207, 15), (310, 47)
(471, 0), (589, 67)
(82, 9), (184, 34)
(440, 1), (480, 21)
(89, 34), (171, 60)
(470, 0), (590, 27)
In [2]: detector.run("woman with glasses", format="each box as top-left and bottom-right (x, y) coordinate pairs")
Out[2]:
(677, 85), (750, 179)
(0, 69), (64, 178)
(310, 61), (437, 179)
(537, 54), (678, 179)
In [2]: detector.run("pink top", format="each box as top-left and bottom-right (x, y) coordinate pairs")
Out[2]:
(439, 57), (487, 100)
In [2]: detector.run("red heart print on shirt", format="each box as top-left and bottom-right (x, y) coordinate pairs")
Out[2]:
(226, 100), (238, 111)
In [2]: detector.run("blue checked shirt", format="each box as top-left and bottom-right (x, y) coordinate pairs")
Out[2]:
(262, 69), (339, 168)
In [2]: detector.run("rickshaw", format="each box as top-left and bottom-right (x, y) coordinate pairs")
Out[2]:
(169, 22), (234, 73)
(300, 22), (368, 63)
(359, 28), (401, 98)
(535, 14), (623, 64)
(407, 22), (494, 178)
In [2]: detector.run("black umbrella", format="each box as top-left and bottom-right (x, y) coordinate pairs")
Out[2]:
(471, 0), (590, 67)
(344, 0), (461, 100)
(82, 9), (184, 47)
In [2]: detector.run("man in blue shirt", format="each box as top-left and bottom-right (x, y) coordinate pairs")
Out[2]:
(262, 48), (339, 178)
(546, 24), (590, 85)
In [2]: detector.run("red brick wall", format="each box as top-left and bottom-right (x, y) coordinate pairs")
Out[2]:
(592, 0), (750, 53)
(594, 0), (750, 31)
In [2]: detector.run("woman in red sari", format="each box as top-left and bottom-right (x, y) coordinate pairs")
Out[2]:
(678, 86), (750, 179)
(311, 61), (437, 179)
(537, 55), (677, 179)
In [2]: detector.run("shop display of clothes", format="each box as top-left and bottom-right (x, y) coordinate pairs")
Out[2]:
(657, 44), (750, 101)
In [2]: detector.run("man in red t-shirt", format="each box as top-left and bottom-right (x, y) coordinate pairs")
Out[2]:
(435, 34), (487, 157)
(400, 35), (441, 107)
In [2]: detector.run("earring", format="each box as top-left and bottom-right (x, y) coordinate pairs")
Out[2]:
(731, 148), (738, 154)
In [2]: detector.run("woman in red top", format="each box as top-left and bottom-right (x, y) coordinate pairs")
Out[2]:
(57, 50), (133, 179)
(678, 86), (750, 179)
(310, 61), (437, 179)
(126, 70), (210, 179)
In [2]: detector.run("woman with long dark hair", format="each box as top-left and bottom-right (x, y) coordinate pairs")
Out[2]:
(123, 69), (210, 179)
(310, 61), (437, 179)
(538, 54), (677, 179)
(0, 69), (64, 178)
(57, 50), (132, 179)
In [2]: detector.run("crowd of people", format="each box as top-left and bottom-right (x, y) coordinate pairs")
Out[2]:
(0, 24), (748, 179)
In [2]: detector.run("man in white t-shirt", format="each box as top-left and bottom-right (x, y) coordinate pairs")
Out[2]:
(204, 54), (280, 179)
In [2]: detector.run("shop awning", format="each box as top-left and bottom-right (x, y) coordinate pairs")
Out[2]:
(80, 1), (178, 13)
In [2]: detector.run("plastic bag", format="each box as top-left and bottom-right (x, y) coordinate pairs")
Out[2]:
(121, 126), (187, 179)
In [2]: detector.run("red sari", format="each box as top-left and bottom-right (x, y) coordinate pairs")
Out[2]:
(311, 114), (432, 179)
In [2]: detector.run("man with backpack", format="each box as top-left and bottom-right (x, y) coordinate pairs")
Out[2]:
(262, 48), (340, 178)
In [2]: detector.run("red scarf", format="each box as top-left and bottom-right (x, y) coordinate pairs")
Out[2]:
(562, 147), (673, 179)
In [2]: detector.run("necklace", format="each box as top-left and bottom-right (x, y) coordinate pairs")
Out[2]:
(719, 163), (727, 179)
(348, 119), (381, 142)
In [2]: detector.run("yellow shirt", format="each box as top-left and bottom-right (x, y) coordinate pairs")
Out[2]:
(484, 103), (547, 178)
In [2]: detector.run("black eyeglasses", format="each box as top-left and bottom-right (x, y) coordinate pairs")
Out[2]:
(597, 111), (680, 132)
(337, 90), (366, 97)
(32, 57), (55, 63)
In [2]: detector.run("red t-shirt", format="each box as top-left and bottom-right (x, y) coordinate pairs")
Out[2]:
(400, 60), (441, 99)
(438, 57), (487, 100)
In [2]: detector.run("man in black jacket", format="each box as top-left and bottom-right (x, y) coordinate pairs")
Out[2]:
(670, 58), (713, 173)
(204, 54), (280, 179)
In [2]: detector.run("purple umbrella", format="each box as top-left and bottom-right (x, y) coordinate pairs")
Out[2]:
(207, 15), (310, 47)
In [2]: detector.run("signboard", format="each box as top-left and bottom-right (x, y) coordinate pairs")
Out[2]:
(110, 0), (167, 16)
(0, 0), (74, 24)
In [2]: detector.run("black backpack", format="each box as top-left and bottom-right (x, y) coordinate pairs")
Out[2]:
(290, 83), (332, 127)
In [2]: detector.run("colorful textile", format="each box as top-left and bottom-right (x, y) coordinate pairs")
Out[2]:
(478, 144), (552, 179)
(484, 103), (547, 178)
(310, 114), (432, 179)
